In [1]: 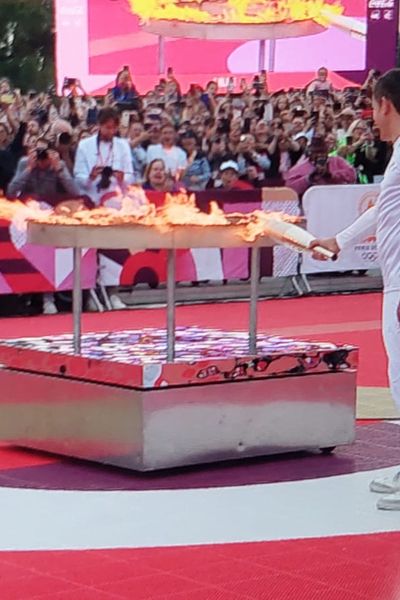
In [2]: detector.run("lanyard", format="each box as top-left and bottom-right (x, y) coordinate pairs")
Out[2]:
(96, 135), (114, 167)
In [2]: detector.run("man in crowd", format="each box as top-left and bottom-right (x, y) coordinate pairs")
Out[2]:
(284, 135), (357, 196)
(74, 106), (135, 310)
(146, 123), (187, 178)
(74, 107), (134, 205)
(7, 141), (79, 204)
(216, 160), (254, 190)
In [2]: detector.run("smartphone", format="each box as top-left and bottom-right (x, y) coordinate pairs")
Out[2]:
(346, 136), (353, 145)
(0, 94), (14, 104)
(121, 111), (130, 128)
(243, 118), (251, 134)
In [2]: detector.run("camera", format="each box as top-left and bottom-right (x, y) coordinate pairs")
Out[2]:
(36, 149), (49, 161)
(97, 166), (114, 191)
(63, 77), (77, 88)
(314, 156), (328, 168)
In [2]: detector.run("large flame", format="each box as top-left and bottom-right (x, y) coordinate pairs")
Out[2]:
(128, 0), (343, 26)
(0, 191), (300, 246)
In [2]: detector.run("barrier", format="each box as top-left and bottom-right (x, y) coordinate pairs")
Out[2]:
(301, 184), (380, 275)
(99, 188), (300, 287)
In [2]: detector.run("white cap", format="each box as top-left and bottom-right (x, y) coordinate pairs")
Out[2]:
(220, 160), (239, 173)
(294, 131), (308, 141)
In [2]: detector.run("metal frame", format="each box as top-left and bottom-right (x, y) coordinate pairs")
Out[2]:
(71, 244), (263, 360)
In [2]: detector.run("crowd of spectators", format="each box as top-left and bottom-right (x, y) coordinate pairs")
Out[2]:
(0, 66), (391, 204)
(0, 66), (391, 313)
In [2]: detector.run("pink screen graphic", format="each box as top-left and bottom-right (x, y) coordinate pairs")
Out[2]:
(55, 0), (367, 93)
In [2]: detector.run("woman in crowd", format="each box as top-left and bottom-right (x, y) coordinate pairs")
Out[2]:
(179, 131), (211, 191)
(143, 159), (179, 192)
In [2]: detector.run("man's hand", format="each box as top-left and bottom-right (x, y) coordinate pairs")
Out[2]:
(309, 237), (340, 261)
(89, 166), (103, 181)
(48, 150), (62, 172)
(26, 150), (37, 172)
(113, 170), (124, 185)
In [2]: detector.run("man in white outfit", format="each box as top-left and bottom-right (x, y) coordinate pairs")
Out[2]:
(74, 107), (135, 310)
(74, 107), (134, 206)
(311, 69), (400, 510)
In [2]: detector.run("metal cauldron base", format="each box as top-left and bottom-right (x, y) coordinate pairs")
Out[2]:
(0, 329), (358, 471)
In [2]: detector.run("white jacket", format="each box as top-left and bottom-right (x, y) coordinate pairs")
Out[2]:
(74, 134), (135, 205)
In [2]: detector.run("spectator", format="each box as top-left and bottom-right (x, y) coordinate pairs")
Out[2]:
(215, 160), (254, 191)
(7, 142), (79, 204)
(307, 67), (334, 98)
(284, 136), (356, 196)
(354, 126), (390, 183)
(236, 134), (271, 176)
(143, 159), (178, 192)
(128, 121), (147, 182)
(336, 108), (356, 144)
(146, 123), (187, 177)
(112, 69), (138, 108)
(180, 131), (211, 191)
(56, 131), (75, 175)
(7, 141), (81, 316)
(74, 107), (134, 205)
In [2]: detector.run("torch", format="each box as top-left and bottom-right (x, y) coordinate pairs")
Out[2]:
(263, 216), (337, 260)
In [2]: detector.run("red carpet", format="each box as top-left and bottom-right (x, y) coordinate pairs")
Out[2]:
(0, 532), (399, 600)
(0, 292), (386, 387)
(0, 291), (395, 599)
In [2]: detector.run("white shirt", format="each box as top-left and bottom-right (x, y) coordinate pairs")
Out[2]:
(74, 134), (134, 205)
(337, 138), (399, 292)
(146, 144), (187, 176)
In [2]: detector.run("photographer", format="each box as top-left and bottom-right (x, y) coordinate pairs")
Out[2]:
(7, 141), (79, 204)
(284, 136), (356, 197)
(74, 107), (134, 205)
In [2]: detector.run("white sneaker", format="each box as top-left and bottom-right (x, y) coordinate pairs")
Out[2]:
(110, 294), (127, 310)
(43, 298), (58, 315)
(377, 492), (400, 510)
(370, 472), (400, 494)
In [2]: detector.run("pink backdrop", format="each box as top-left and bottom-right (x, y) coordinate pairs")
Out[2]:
(55, 0), (367, 94)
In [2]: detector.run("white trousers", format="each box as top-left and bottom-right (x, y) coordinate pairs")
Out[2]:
(382, 291), (400, 409)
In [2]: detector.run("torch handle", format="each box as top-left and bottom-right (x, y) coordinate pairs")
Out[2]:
(310, 245), (337, 261)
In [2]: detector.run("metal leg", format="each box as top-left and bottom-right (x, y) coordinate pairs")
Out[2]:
(301, 273), (312, 294)
(291, 275), (304, 297)
(167, 249), (176, 362)
(73, 247), (82, 355)
(158, 36), (165, 74)
(258, 40), (266, 72)
(268, 39), (276, 73)
(249, 246), (260, 354)
(89, 289), (104, 313)
(99, 284), (112, 311)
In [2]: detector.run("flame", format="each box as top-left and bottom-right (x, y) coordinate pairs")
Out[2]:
(155, 192), (228, 226)
(0, 191), (301, 247)
(241, 210), (299, 243)
(0, 198), (51, 229)
(128, 0), (343, 25)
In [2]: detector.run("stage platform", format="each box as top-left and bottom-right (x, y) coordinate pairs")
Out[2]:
(0, 328), (358, 471)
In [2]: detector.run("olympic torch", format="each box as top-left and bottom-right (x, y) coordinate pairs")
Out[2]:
(263, 216), (337, 260)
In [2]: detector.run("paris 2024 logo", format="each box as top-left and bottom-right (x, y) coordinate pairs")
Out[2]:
(354, 190), (379, 264)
